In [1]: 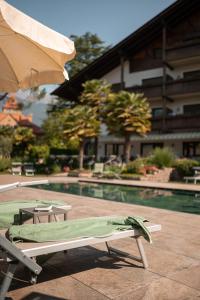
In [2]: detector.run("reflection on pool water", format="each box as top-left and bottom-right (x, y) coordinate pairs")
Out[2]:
(35, 182), (200, 215)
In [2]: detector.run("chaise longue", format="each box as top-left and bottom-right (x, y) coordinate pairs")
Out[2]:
(0, 181), (161, 300)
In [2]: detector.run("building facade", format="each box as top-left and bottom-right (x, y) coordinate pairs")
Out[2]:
(53, 0), (200, 160)
(0, 96), (42, 135)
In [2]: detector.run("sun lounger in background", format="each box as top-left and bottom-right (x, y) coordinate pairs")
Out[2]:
(184, 166), (200, 184)
(93, 163), (121, 179)
(11, 162), (22, 176)
(23, 162), (35, 176)
(0, 216), (161, 299)
(93, 163), (104, 177)
(184, 176), (200, 184)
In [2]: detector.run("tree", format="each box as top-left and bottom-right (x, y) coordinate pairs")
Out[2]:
(79, 79), (112, 158)
(103, 91), (151, 163)
(67, 32), (111, 77)
(80, 79), (112, 109)
(42, 111), (67, 149)
(0, 136), (13, 158)
(0, 126), (14, 137)
(0, 126), (14, 158)
(42, 110), (80, 156)
(13, 127), (35, 157)
(63, 105), (100, 169)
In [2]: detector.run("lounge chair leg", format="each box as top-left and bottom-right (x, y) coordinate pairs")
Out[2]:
(0, 261), (18, 300)
(135, 237), (148, 269)
(105, 242), (111, 255)
(105, 237), (149, 269)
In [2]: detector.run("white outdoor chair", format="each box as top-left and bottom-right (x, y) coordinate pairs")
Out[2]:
(23, 162), (35, 176)
(93, 163), (104, 177)
(11, 162), (22, 176)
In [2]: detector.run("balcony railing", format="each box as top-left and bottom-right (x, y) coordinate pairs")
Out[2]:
(152, 114), (200, 132)
(128, 77), (200, 99)
(166, 42), (200, 64)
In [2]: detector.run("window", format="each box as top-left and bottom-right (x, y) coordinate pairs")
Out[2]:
(183, 70), (200, 79)
(183, 104), (200, 115)
(152, 107), (172, 118)
(105, 144), (124, 157)
(153, 48), (162, 59)
(183, 142), (200, 157)
(141, 143), (163, 156)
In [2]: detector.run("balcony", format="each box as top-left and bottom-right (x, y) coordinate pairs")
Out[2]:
(166, 41), (200, 66)
(128, 77), (200, 99)
(152, 114), (200, 132)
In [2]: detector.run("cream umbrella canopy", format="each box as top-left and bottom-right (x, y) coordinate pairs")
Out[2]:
(0, 0), (76, 92)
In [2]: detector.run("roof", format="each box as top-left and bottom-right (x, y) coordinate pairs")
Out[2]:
(0, 112), (42, 135)
(52, 0), (200, 100)
(3, 96), (19, 110)
(99, 132), (200, 142)
(18, 120), (43, 135)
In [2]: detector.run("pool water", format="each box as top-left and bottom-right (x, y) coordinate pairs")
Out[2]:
(35, 182), (200, 215)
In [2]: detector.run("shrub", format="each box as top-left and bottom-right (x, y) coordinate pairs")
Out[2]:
(26, 145), (50, 162)
(120, 173), (141, 180)
(35, 164), (49, 175)
(68, 170), (79, 177)
(50, 163), (61, 174)
(0, 136), (13, 157)
(122, 158), (146, 174)
(0, 158), (11, 172)
(101, 173), (117, 179)
(173, 158), (199, 177)
(104, 165), (122, 174)
(148, 147), (175, 168)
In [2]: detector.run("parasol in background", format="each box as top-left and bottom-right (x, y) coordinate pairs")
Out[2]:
(0, 0), (76, 92)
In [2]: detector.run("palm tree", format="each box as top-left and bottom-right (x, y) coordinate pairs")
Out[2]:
(103, 91), (151, 163)
(79, 79), (112, 158)
(63, 105), (100, 169)
(80, 79), (111, 108)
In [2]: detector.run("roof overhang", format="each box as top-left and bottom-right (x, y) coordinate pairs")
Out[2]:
(99, 132), (200, 143)
(52, 0), (200, 100)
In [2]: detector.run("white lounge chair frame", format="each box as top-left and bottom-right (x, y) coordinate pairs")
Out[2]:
(184, 176), (200, 184)
(0, 180), (49, 192)
(11, 162), (22, 176)
(93, 163), (104, 176)
(0, 223), (161, 299)
(23, 163), (35, 176)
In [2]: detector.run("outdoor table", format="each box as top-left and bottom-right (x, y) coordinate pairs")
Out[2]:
(19, 206), (69, 224)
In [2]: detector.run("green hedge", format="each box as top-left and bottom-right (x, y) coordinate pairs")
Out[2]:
(148, 147), (175, 168)
(120, 173), (141, 180)
(122, 158), (146, 174)
(0, 158), (11, 172)
(173, 158), (199, 177)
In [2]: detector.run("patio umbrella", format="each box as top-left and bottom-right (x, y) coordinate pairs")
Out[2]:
(0, 0), (76, 92)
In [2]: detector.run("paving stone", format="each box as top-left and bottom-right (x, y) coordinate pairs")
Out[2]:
(168, 264), (200, 291)
(1, 174), (200, 300)
(8, 276), (109, 300)
(115, 277), (200, 300)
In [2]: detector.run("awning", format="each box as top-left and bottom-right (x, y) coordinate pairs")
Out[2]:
(99, 132), (200, 143)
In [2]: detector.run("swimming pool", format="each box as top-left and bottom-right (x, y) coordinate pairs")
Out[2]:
(35, 182), (200, 215)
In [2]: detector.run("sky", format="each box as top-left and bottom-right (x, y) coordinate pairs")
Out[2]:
(5, 0), (175, 125)
(7, 0), (175, 47)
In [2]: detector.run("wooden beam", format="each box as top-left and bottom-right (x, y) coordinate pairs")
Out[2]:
(164, 95), (174, 102)
(163, 61), (174, 70)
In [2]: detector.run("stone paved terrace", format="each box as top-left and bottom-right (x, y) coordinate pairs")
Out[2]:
(0, 175), (200, 300)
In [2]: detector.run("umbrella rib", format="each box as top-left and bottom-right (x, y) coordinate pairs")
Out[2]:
(17, 32), (67, 71)
(0, 48), (19, 85)
(0, 27), (66, 80)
